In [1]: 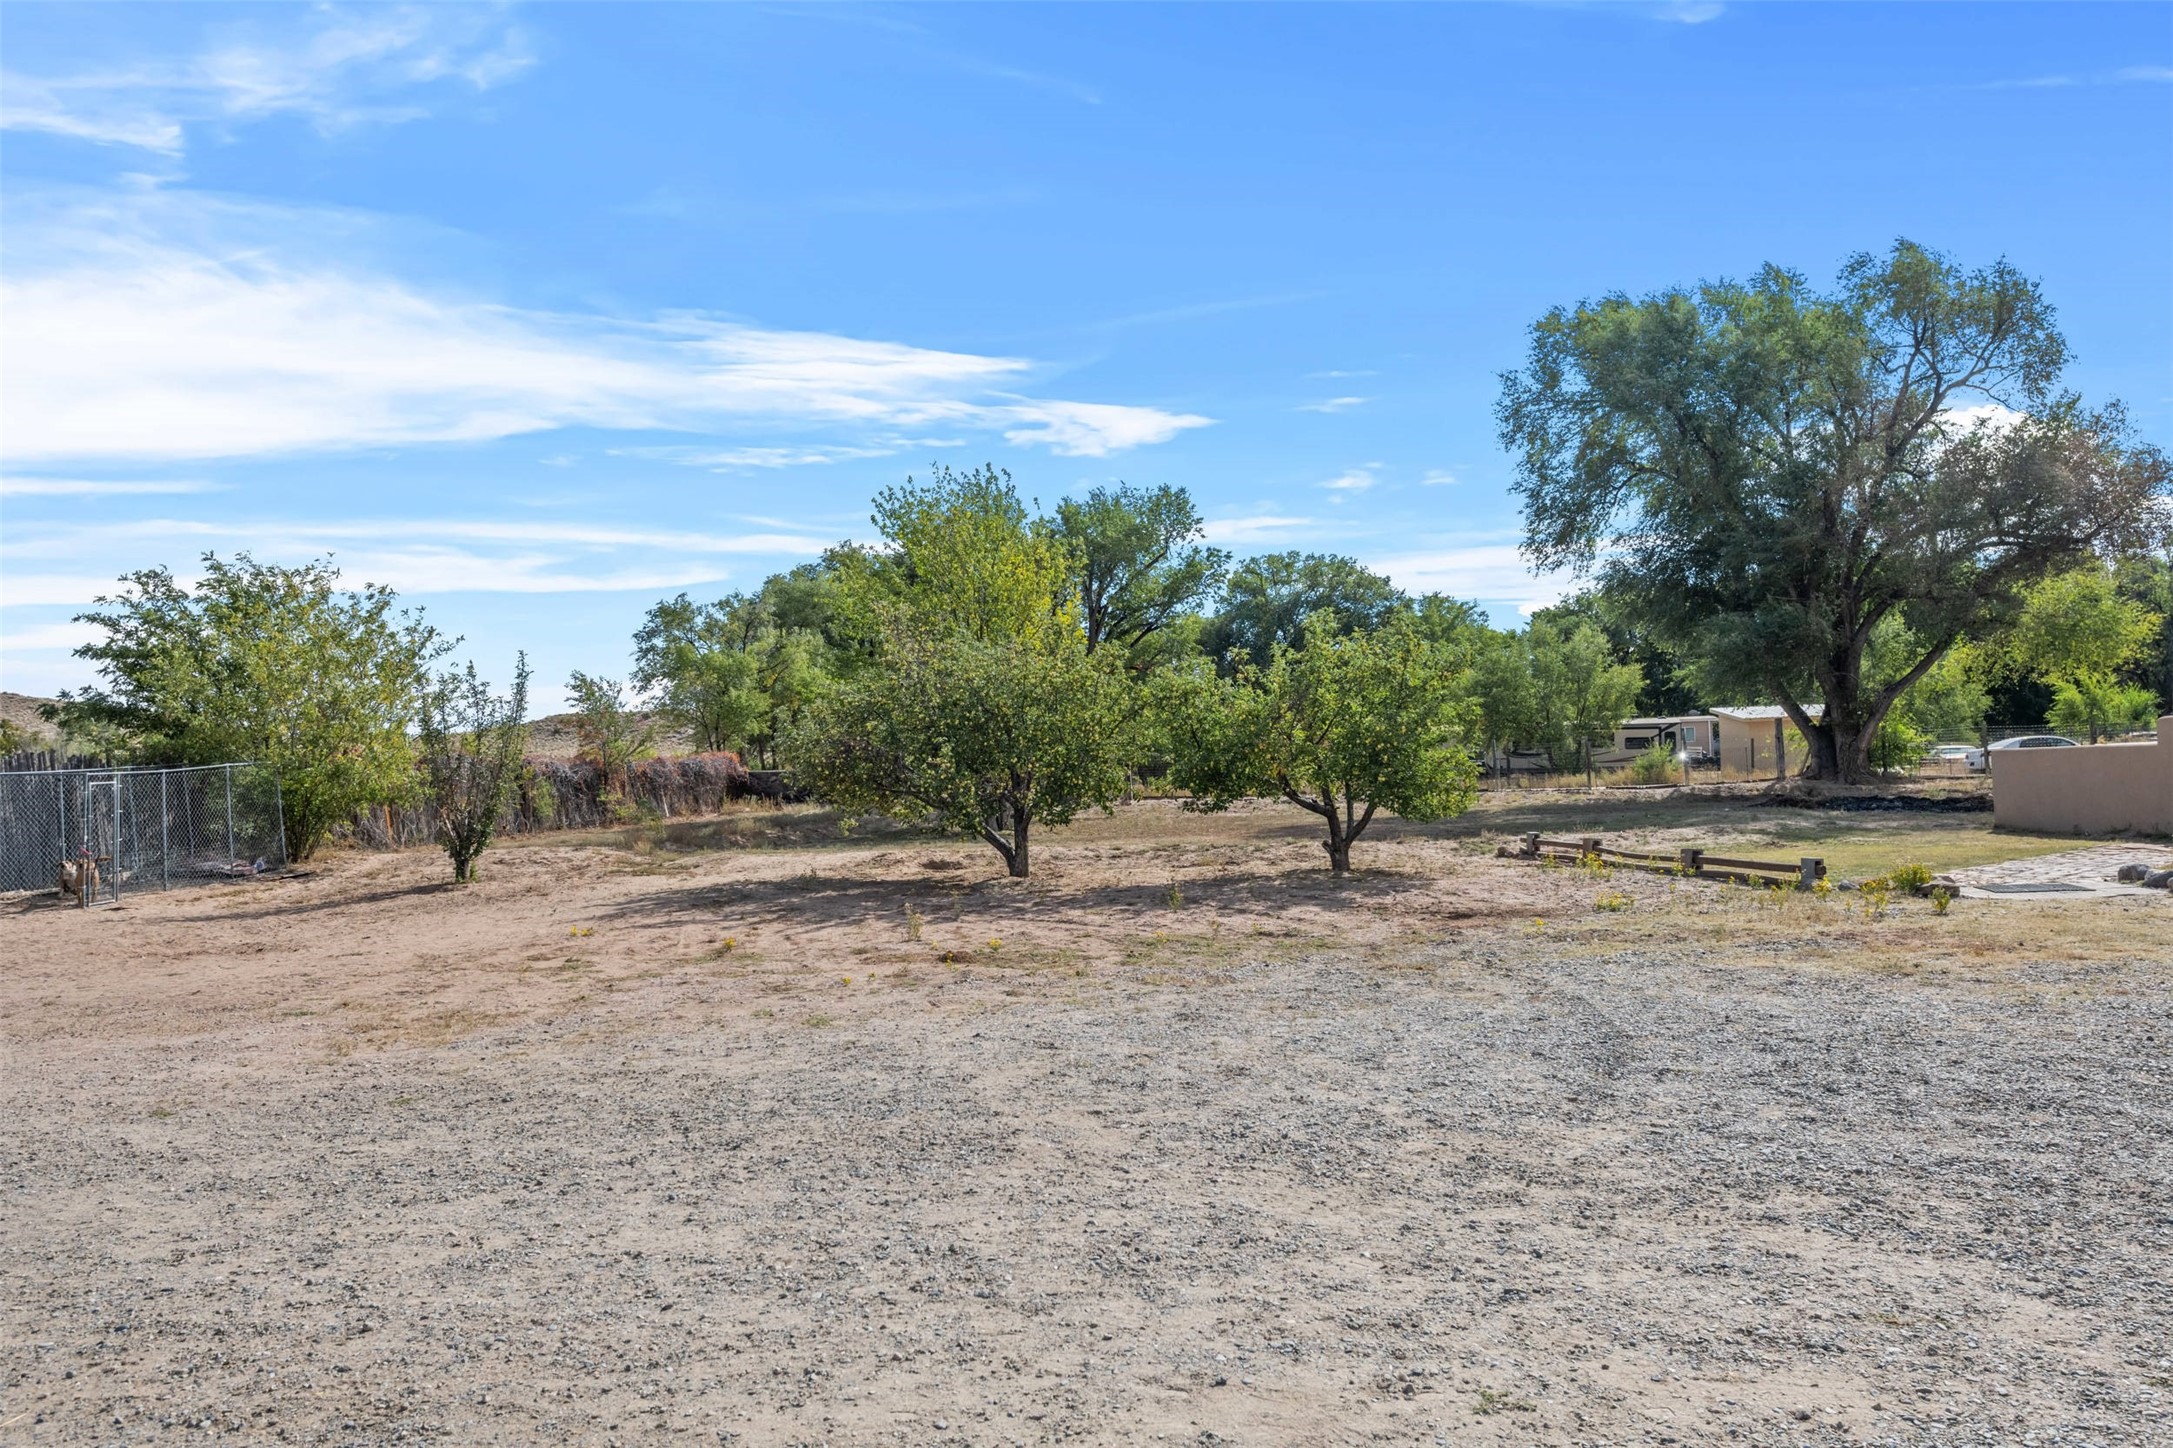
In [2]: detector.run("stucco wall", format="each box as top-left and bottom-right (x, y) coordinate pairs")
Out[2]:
(1990, 717), (2173, 837)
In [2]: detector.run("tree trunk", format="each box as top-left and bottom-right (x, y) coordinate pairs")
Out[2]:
(1008, 806), (1030, 878)
(979, 801), (1031, 878)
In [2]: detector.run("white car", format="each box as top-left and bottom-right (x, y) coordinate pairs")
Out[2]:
(1970, 734), (2079, 771)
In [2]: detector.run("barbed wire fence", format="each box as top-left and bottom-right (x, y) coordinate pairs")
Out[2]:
(0, 762), (287, 905)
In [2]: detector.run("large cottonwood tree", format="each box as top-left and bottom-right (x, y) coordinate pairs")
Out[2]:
(1498, 241), (2170, 782)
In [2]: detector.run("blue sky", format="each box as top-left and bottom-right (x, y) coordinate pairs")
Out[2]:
(3, 2), (2169, 706)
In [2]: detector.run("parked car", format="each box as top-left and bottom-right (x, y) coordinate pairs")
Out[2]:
(1924, 743), (1976, 771)
(1970, 734), (2079, 772)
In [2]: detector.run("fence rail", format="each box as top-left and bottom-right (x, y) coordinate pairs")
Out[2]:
(0, 762), (287, 903)
(1498, 832), (1827, 889)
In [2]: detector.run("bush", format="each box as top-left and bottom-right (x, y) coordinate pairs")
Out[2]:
(1627, 742), (1677, 786)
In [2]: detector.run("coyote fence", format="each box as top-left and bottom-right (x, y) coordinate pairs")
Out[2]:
(0, 762), (288, 904)
(346, 752), (756, 849)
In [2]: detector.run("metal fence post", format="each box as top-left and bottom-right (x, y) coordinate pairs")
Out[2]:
(225, 764), (236, 868)
(273, 771), (287, 870)
(160, 770), (171, 891)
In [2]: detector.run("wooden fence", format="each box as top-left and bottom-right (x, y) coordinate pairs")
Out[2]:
(1497, 833), (1826, 889)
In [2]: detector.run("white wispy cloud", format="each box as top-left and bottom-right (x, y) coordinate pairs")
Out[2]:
(1319, 466), (1378, 494)
(1372, 543), (1573, 618)
(1972, 64), (2173, 91)
(1306, 369), (1376, 380)
(0, 6), (533, 155)
(1, 515), (834, 610)
(620, 444), (906, 470)
(0, 621), (102, 652)
(1, 476), (224, 496)
(1201, 515), (1316, 544)
(1419, 469), (1460, 487)
(0, 192), (1213, 465)
(1297, 396), (1371, 414)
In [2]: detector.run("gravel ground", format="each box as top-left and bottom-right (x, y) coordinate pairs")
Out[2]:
(3, 827), (2169, 1448)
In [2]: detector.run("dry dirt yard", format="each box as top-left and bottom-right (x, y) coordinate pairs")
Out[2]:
(3, 798), (2169, 1448)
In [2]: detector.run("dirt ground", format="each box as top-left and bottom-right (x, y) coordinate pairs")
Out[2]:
(3, 797), (2169, 1447)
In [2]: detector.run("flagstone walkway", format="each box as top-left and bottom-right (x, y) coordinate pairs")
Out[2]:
(1940, 842), (2173, 899)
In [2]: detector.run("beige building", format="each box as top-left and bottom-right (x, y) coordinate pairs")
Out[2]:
(1710, 705), (1821, 777)
(1990, 716), (2173, 837)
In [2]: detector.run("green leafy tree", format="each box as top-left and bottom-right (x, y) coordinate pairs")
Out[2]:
(2048, 675), (2160, 742)
(1527, 618), (1643, 787)
(1466, 626), (1539, 769)
(1895, 643), (1991, 746)
(1201, 552), (1406, 668)
(789, 464), (1134, 877)
(631, 591), (831, 766)
(565, 672), (658, 792)
(865, 463), (1077, 647)
(2112, 552), (2173, 710)
(2003, 564), (2163, 740)
(630, 594), (767, 753)
(790, 630), (1134, 877)
(56, 553), (444, 860)
(1154, 615), (1478, 874)
(417, 655), (532, 883)
(1053, 483), (1228, 662)
(1499, 239), (2171, 783)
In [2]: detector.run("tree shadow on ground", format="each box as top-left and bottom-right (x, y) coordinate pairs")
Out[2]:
(593, 850), (1495, 946)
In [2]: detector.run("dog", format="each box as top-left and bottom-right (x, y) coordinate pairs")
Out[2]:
(57, 855), (100, 902)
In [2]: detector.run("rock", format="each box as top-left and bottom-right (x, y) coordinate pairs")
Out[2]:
(2116, 864), (2151, 883)
(2144, 868), (2173, 890)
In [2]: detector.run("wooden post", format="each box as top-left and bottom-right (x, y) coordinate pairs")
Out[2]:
(1523, 831), (1540, 858)
(1774, 718), (1786, 782)
(1678, 847), (1703, 875)
(1798, 857), (1823, 891)
(1581, 835), (1603, 861)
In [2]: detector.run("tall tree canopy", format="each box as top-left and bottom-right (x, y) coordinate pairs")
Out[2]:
(1053, 483), (1228, 662)
(57, 553), (445, 859)
(1201, 552), (1406, 668)
(1499, 240), (2171, 782)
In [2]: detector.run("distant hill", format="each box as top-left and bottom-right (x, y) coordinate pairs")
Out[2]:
(1, 692), (61, 748)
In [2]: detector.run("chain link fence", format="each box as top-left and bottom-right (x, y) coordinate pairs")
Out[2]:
(0, 763), (287, 905)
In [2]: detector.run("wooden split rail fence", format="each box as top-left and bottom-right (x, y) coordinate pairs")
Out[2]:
(1498, 833), (1826, 890)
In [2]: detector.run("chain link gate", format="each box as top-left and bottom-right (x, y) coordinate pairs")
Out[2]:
(1, 762), (287, 903)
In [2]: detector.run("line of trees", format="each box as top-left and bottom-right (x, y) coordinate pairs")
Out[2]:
(44, 241), (2171, 872)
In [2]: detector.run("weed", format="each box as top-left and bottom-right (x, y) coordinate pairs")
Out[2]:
(1860, 882), (1892, 919)
(1473, 1387), (1536, 1415)
(1165, 877), (1184, 910)
(719, 936), (737, 953)
(1579, 851), (1612, 880)
(986, 937), (1003, 953)
(1812, 876), (1834, 901)
(1595, 889), (1633, 913)
(905, 906), (924, 942)
(1931, 886), (1953, 916)
(568, 925), (594, 938)
(841, 975), (854, 985)
(1886, 862), (1935, 894)
(804, 1013), (834, 1028)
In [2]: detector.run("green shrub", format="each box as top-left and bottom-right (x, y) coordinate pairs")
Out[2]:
(1627, 741), (1678, 786)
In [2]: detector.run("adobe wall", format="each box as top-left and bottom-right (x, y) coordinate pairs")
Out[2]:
(1989, 717), (2173, 837)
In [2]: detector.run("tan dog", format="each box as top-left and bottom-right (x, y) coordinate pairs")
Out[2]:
(57, 857), (99, 902)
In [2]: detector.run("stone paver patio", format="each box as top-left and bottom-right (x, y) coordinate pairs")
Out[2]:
(1940, 842), (2173, 899)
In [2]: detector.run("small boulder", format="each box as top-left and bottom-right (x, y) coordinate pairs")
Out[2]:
(2117, 863), (2152, 883)
(2144, 868), (2173, 890)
